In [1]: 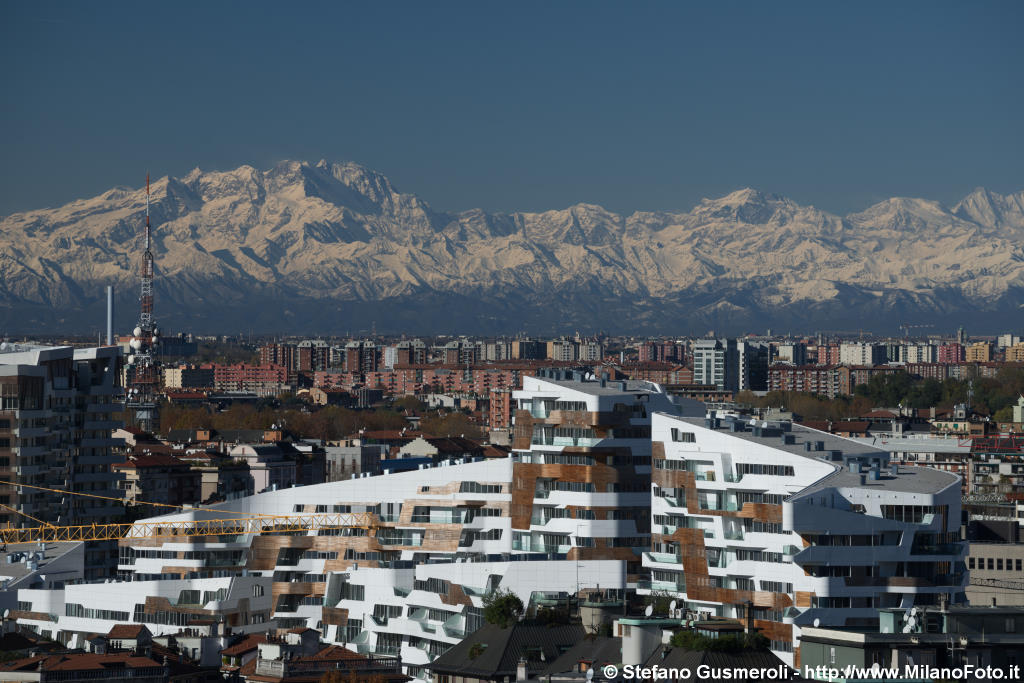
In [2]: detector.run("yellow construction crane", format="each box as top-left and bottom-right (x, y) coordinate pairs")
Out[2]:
(0, 480), (378, 544)
(0, 512), (377, 544)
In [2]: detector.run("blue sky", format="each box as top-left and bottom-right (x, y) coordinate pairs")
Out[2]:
(1, 0), (1021, 216)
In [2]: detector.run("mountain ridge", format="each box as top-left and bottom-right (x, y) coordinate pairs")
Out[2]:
(1, 160), (1022, 335)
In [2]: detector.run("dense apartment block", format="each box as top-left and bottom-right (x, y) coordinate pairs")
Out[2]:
(382, 340), (427, 367)
(644, 412), (965, 666)
(344, 341), (379, 373)
(259, 342), (297, 370)
(966, 341), (993, 362)
(213, 364), (288, 396)
(442, 340), (480, 365)
(638, 341), (686, 363)
(768, 365), (841, 398)
(839, 342), (887, 366)
(162, 364), (214, 389)
(297, 339), (331, 372)
(938, 343), (965, 363)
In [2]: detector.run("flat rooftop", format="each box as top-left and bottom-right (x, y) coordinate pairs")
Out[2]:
(525, 376), (663, 397)
(0, 542), (81, 586)
(665, 414), (959, 495)
(672, 415), (887, 460)
(796, 463), (959, 496)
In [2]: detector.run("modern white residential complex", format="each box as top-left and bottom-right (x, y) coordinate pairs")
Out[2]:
(645, 411), (965, 667)
(13, 372), (672, 681)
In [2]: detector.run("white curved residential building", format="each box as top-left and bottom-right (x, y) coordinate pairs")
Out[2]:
(644, 411), (966, 667)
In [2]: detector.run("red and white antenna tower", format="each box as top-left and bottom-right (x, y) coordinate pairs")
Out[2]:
(125, 173), (160, 432)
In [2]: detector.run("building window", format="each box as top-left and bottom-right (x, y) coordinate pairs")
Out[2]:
(737, 463), (794, 477)
(670, 429), (695, 443)
(969, 558), (975, 569)
(253, 584), (264, 597)
(830, 647), (836, 664)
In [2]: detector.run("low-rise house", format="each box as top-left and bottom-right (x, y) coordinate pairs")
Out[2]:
(0, 652), (169, 683)
(113, 455), (202, 507)
(427, 623), (585, 683)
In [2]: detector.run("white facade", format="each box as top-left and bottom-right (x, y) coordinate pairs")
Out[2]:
(324, 559), (625, 680)
(16, 575), (272, 645)
(644, 412), (965, 666)
(839, 342), (886, 366)
(901, 343), (937, 364)
(18, 454), (631, 681)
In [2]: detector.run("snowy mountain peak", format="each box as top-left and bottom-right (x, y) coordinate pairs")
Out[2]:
(0, 160), (1022, 333)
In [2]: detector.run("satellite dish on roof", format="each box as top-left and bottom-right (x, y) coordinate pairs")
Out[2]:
(813, 618), (820, 627)
(644, 605), (653, 617)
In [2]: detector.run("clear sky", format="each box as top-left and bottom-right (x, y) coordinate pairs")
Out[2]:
(1, 0), (1021, 217)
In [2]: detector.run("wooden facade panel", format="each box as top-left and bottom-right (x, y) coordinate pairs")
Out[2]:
(322, 606), (348, 626)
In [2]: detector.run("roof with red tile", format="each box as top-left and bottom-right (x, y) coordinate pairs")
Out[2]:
(106, 624), (147, 639)
(220, 634), (267, 656)
(112, 454), (190, 470)
(0, 653), (163, 673)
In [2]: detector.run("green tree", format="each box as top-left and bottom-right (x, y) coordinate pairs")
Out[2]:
(994, 405), (1014, 422)
(482, 588), (524, 628)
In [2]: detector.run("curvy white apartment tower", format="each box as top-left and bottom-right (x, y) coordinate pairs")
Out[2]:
(645, 411), (965, 667)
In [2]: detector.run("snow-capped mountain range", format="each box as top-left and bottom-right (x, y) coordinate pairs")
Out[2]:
(2, 159), (1023, 334)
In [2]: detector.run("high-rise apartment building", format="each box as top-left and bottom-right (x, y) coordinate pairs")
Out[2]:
(545, 339), (577, 362)
(997, 334), (1022, 350)
(693, 339), (738, 392)
(938, 343), (965, 364)
(576, 340), (605, 362)
(259, 342), (296, 370)
(1005, 343), (1024, 363)
(965, 341), (993, 363)
(737, 340), (770, 392)
(383, 340), (427, 368)
(162, 365), (215, 389)
(775, 342), (807, 366)
(902, 343), (936, 364)
(297, 339), (331, 372)
(511, 339), (546, 360)
(344, 340), (379, 373)
(0, 344), (124, 528)
(645, 412), (965, 665)
(442, 340), (480, 365)
(839, 343), (887, 366)
(1, 344), (124, 580)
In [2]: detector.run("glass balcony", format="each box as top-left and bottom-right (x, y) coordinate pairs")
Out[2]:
(645, 551), (680, 565)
